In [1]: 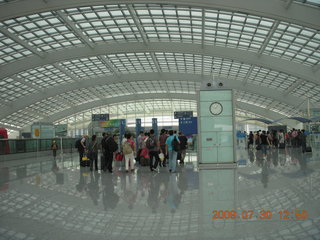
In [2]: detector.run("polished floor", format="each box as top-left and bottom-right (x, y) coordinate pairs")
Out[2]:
(0, 146), (320, 240)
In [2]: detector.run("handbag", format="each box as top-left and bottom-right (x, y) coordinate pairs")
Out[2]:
(115, 152), (123, 161)
(159, 152), (164, 161)
(82, 153), (89, 161)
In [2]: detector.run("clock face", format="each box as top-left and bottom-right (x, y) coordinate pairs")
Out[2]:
(210, 102), (223, 115)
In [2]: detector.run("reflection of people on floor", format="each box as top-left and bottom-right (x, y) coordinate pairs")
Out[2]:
(261, 160), (269, 188)
(177, 169), (188, 195)
(249, 150), (255, 163)
(76, 167), (88, 192)
(298, 152), (307, 174)
(122, 174), (137, 210)
(147, 173), (160, 213)
(102, 174), (119, 210)
(166, 174), (181, 213)
(88, 171), (100, 205)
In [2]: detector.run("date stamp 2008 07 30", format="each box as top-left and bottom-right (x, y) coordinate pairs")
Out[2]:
(212, 210), (308, 220)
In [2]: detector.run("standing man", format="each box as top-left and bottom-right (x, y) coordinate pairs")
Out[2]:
(78, 135), (88, 166)
(102, 132), (118, 173)
(136, 131), (144, 164)
(178, 132), (188, 164)
(100, 133), (107, 170)
(260, 131), (271, 158)
(147, 129), (161, 171)
(159, 129), (168, 167)
(165, 130), (180, 173)
(301, 130), (307, 153)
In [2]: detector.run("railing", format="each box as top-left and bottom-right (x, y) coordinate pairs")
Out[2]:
(0, 138), (77, 155)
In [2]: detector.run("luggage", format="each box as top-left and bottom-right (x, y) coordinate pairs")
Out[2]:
(256, 145), (261, 150)
(172, 136), (180, 152)
(140, 156), (149, 166)
(279, 143), (285, 149)
(306, 147), (312, 152)
(140, 148), (150, 166)
(80, 154), (90, 167)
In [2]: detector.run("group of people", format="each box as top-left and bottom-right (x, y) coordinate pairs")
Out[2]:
(247, 128), (308, 157)
(75, 129), (188, 174)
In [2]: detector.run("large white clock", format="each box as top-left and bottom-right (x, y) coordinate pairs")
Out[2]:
(209, 102), (223, 115)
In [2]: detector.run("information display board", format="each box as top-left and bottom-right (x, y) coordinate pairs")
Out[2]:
(179, 117), (197, 136)
(92, 114), (109, 121)
(174, 111), (193, 119)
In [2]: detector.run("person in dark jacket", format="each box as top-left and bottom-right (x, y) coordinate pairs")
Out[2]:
(178, 132), (188, 164)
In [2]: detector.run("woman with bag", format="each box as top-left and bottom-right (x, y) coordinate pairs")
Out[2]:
(88, 135), (99, 171)
(51, 140), (58, 159)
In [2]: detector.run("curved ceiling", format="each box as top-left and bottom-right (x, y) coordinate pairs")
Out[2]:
(0, 0), (319, 130)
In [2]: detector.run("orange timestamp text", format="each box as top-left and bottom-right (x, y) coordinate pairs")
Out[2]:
(212, 210), (308, 220)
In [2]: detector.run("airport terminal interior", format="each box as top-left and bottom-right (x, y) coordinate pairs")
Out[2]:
(0, 0), (320, 239)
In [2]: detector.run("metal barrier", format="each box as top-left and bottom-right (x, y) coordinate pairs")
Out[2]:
(0, 138), (77, 155)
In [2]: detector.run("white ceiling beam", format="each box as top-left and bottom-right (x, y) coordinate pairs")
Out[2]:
(258, 20), (280, 55)
(285, 78), (303, 95)
(1, 42), (318, 85)
(312, 64), (320, 74)
(242, 65), (255, 86)
(98, 56), (120, 76)
(150, 52), (161, 73)
(11, 75), (43, 92)
(55, 10), (94, 49)
(127, 4), (148, 45)
(201, 8), (205, 48)
(53, 63), (80, 81)
(0, 27), (45, 58)
(266, 100), (278, 110)
(0, 0), (319, 29)
(285, 0), (295, 9)
(45, 94), (293, 124)
(0, 73), (305, 121)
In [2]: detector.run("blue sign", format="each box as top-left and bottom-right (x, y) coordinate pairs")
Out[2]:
(136, 119), (141, 148)
(152, 118), (158, 136)
(92, 114), (109, 121)
(179, 117), (197, 136)
(174, 111), (193, 119)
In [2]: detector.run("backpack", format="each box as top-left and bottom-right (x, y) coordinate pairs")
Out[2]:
(172, 136), (180, 152)
(146, 137), (155, 149)
(123, 141), (133, 155)
(104, 136), (118, 153)
(75, 139), (82, 149)
(159, 134), (167, 145)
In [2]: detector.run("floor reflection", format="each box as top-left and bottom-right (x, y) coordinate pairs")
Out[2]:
(0, 148), (319, 239)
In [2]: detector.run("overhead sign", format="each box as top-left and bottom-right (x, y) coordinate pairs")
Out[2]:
(55, 124), (68, 137)
(179, 117), (197, 136)
(99, 120), (120, 128)
(174, 111), (193, 119)
(92, 114), (109, 121)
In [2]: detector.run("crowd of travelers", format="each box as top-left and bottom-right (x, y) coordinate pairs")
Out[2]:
(246, 128), (308, 157)
(75, 129), (188, 173)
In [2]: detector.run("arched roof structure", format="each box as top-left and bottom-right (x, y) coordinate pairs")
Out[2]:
(0, 0), (319, 130)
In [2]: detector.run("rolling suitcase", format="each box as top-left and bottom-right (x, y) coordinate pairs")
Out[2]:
(306, 146), (312, 152)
